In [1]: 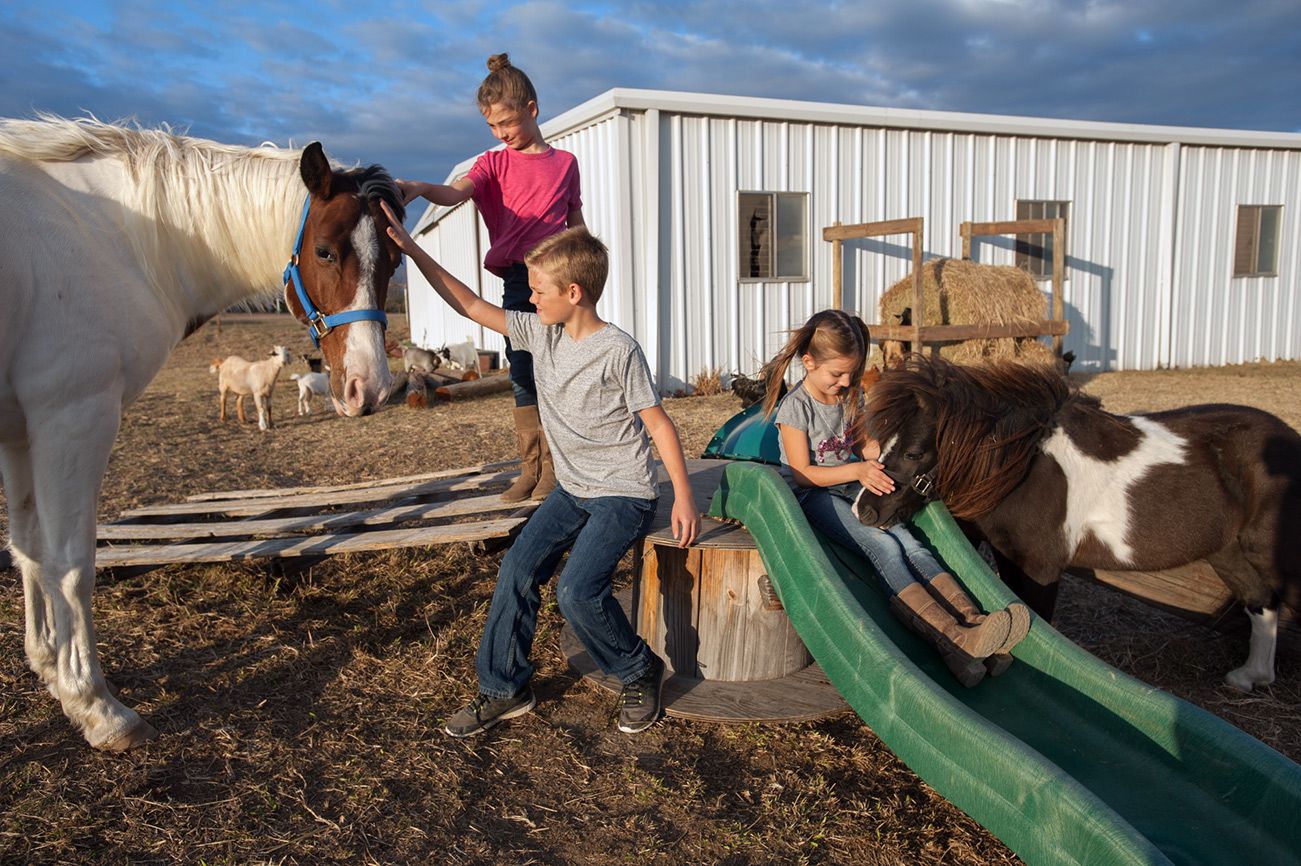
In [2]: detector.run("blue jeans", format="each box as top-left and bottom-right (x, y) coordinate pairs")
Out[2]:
(476, 485), (659, 698)
(795, 485), (945, 596)
(501, 262), (536, 407)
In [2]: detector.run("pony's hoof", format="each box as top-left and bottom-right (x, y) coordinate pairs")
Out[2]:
(1224, 669), (1272, 692)
(100, 720), (159, 752)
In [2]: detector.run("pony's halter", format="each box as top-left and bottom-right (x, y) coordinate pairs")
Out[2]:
(283, 195), (388, 348)
(880, 464), (937, 499)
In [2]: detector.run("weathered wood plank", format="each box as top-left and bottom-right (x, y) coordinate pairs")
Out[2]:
(95, 518), (526, 567)
(98, 494), (535, 541)
(822, 216), (922, 241)
(118, 470), (517, 520)
(184, 460), (518, 501)
(866, 321), (1069, 342)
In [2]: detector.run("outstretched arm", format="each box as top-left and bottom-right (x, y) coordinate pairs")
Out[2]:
(396, 177), (474, 207)
(639, 404), (700, 548)
(380, 201), (507, 336)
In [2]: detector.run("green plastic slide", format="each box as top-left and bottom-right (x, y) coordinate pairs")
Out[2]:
(707, 460), (1301, 866)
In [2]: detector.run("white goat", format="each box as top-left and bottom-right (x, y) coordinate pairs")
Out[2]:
(441, 338), (480, 373)
(290, 369), (331, 415)
(210, 345), (292, 431)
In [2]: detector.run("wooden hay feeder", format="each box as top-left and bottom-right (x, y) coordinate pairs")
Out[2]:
(562, 460), (847, 723)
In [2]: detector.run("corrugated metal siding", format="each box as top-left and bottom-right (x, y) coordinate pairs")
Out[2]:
(412, 94), (1301, 386)
(1170, 145), (1301, 367)
(656, 117), (1184, 380)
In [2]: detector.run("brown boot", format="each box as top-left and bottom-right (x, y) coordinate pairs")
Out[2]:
(532, 426), (556, 500)
(926, 573), (1031, 671)
(891, 582), (1011, 661)
(502, 405), (542, 503)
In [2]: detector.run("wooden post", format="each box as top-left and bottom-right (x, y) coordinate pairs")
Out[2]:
(960, 223), (972, 261)
(831, 220), (843, 310)
(1052, 217), (1065, 355)
(911, 217), (924, 353)
(822, 216), (926, 352)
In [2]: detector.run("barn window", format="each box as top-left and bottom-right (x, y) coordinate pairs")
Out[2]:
(1233, 205), (1282, 277)
(1014, 200), (1070, 280)
(739, 192), (808, 281)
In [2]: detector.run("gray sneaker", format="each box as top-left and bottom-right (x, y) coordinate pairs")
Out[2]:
(444, 686), (536, 738)
(617, 655), (665, 734)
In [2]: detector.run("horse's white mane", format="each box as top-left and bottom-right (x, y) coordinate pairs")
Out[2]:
(0, 113), (304, 317)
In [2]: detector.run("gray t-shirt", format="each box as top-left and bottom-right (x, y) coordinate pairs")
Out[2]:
(774, 382), (860, 468)
(507, 310), (660, 499)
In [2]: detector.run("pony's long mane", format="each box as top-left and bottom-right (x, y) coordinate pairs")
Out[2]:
(0, 113), (306, 317)
(868, 355), (1081, 519)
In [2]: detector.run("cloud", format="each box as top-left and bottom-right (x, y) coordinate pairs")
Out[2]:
(2, 0), (1298, 211)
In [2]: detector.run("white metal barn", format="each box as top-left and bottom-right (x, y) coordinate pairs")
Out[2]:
(408, 88), (1301, 389)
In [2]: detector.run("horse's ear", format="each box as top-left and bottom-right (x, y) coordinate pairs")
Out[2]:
(300, 142), (333, 199)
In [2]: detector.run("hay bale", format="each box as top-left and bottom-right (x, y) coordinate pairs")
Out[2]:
(879, 258), (1053, 365)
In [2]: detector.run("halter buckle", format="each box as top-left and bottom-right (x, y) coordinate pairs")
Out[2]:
(913, 473), (935, 498)
(309, 311), (332, 341)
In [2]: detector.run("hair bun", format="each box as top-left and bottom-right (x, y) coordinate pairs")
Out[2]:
(487, 53), (511, 73)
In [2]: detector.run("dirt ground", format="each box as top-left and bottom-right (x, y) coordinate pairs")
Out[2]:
(1, 314), (1298, 865)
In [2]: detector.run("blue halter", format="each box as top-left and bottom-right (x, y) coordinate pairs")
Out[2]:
(282, 195), (389, 348)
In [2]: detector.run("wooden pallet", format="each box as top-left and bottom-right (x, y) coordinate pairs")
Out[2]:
(94, 460), (537, 568)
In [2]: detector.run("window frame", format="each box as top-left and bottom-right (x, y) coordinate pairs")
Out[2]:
(737, 190), (810, 283)
(1014, 199), (1070, 282)
(1233, 204), (1283, 278)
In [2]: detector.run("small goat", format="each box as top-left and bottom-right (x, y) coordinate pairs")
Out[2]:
(403, 346), (442, 374)
(290, 371), (331, 415)
(440, 338), (480, 373)
(210, 345), (292, 431)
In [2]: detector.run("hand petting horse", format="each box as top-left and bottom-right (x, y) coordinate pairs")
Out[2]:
(851, 355), (1300, 693)
(0, 115), (404, 750)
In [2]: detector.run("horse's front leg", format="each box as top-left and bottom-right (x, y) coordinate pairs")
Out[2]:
(27, 401), (157, 751)
(1, 440), (58, 686)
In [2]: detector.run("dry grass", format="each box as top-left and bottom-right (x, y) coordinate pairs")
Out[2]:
(691, 367), (724, 397)
(1, 314), (1299, 864)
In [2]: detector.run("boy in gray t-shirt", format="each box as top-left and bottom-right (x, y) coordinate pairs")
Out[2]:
(382, 207), (699, 737)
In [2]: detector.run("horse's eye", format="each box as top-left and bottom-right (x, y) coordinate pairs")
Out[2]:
(904, 451), (924, 461)
(315, 246), (336, 264)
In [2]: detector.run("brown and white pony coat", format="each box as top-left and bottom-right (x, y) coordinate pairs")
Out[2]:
(852, 356), (1301, 692)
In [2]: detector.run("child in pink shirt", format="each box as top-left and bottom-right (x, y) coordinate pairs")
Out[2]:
(399, 53), (584, 502)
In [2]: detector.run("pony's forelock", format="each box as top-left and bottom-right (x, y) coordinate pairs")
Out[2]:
(870, 355), (1073, 519)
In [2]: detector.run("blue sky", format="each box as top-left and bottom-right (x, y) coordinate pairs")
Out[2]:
(4, 0), (1299, 212)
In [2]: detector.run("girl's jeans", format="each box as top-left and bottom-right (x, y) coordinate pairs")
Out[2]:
(795, 484), (945, 596)
(502, 263), (536, 408)
(476, 484), (659, 698)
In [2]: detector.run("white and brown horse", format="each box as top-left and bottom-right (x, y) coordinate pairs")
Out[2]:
(0, 115), (403, 750)
(852, 355), (1301, 692)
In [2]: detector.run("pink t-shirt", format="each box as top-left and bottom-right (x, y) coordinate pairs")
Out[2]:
(467, 146), (582, 275)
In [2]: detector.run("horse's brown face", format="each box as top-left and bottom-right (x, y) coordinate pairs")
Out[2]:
(853, 408), (938, 529)
(285, 142), (403, 416)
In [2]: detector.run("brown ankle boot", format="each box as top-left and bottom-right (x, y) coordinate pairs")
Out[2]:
(891, 582), (1011, 661)
(926, 572), (1031, 658)
(502, 405), (542, 503)
(532, 427), (556, 500)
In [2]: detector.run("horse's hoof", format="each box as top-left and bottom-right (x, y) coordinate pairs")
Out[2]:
(100, 720), (159, 752)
